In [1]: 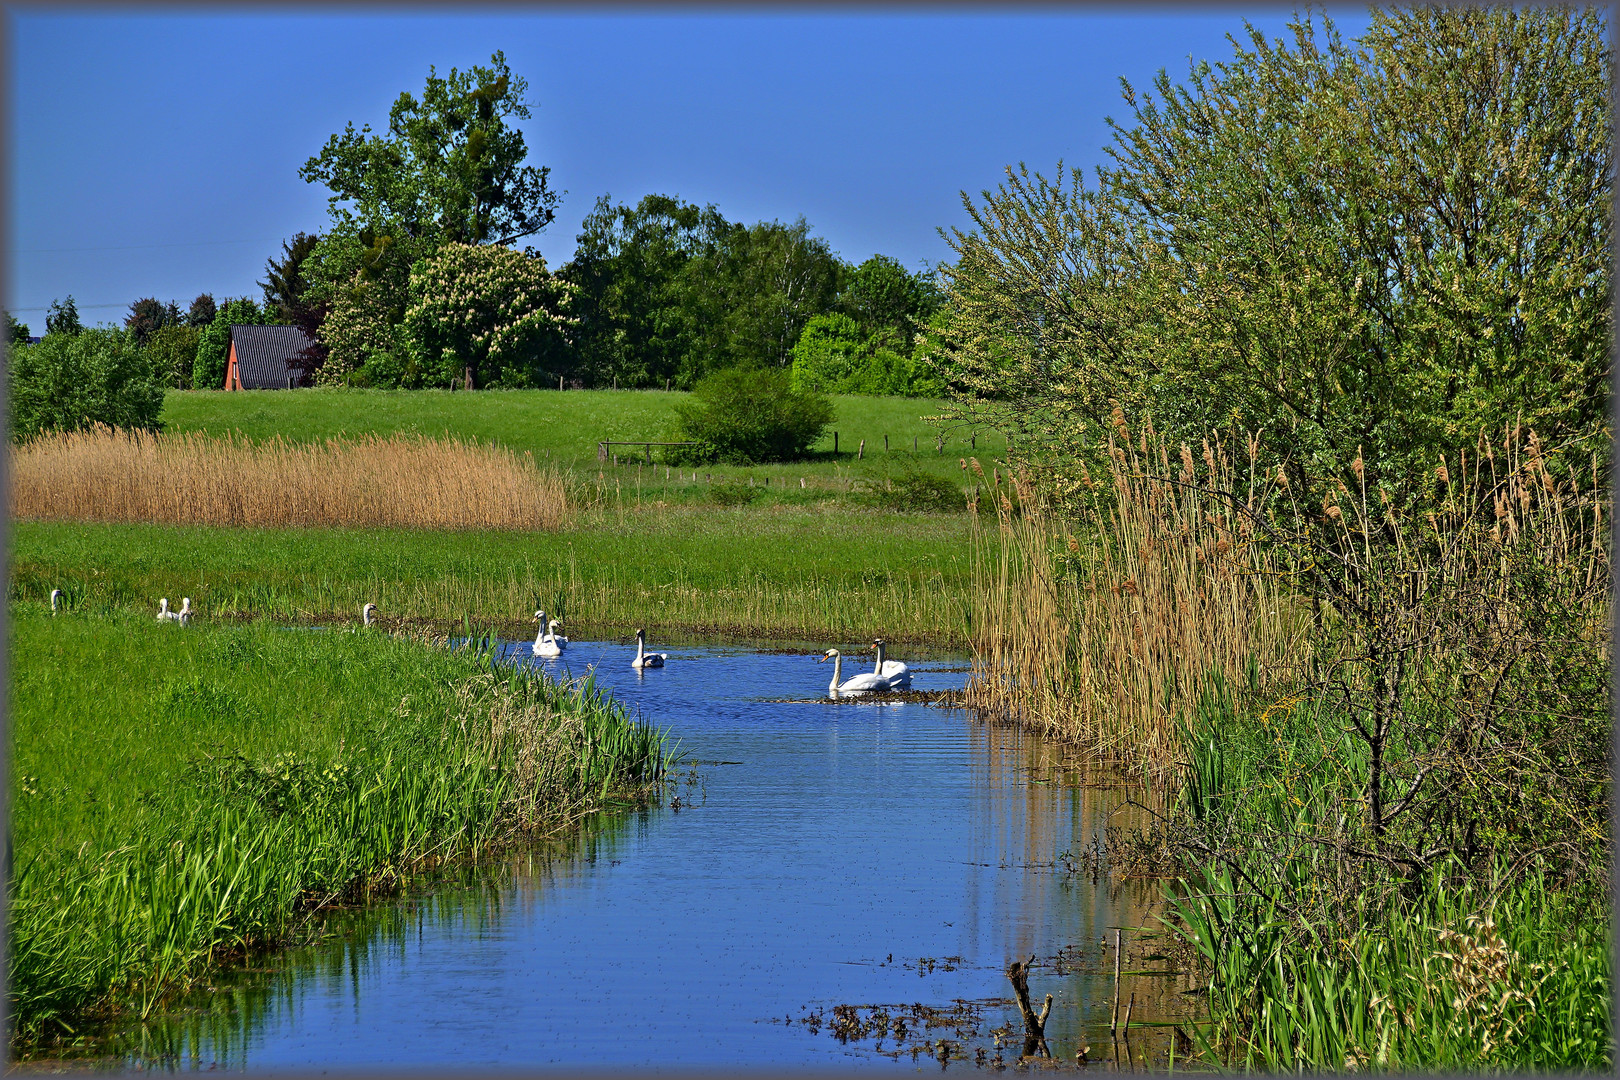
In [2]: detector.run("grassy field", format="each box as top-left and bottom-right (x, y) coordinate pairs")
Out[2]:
(158, 388), (1006, 505)
(12, 505), (980, 646)
(9, 605), (669, 1047)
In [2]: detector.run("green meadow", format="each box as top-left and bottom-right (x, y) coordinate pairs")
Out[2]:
(158, 387), (1006, 504)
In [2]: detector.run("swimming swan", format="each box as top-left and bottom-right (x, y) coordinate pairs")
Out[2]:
(533, 610), (563, 657)
(548, 620), (568, 646)
(632, 628), (666, 669)
(819, 649), (888, 696)
(871, 638), (911, 690)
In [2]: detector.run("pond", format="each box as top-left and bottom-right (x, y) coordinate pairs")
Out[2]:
(112, 637), (1195, 1071)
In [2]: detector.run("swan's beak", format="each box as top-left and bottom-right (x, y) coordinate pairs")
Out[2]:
(817, 654), (828, 664)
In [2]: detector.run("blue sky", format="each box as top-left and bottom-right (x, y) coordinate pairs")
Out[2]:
(7, 7), (1373, 329)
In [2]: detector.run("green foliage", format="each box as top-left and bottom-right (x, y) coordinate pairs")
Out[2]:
(790, 313), (944, 397)
(259, 232), (320, 322)
(123, 298), (180, 346)
(9, 328), (164, 442)
(939, 6), (1612, 493)
(668, 367), (834, 464)
(184, 294), (216, 328)
(402, 241), (575, 389)
(564, 193), (730, 389)
(836, 254), (941, 339)
(6, 310), (30, 343)
(298, 50), (557, 248)
(192, 298), (269, 390)
(44, 296), (82, 337)
(143, 323), (201, 390)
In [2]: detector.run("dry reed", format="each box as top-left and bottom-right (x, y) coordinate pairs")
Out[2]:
(11, 427), (570, 531)
(964, 422), (1312, 785)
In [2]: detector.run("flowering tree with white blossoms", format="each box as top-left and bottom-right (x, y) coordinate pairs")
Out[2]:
(403, 241), (576, 389)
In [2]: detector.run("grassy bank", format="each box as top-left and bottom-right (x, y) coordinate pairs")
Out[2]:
(158, 387), (1006, 506)
(12, 504), (978, 645)
(9, 605), (670, 1049)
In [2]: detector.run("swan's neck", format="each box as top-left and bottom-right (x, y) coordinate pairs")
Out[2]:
(636, 635), (646, 663)
(534, 617), (547, 647)
(829, 652), (842, 692)
(873, 641), (885, 673)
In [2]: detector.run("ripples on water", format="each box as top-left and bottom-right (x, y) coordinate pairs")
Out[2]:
(107, 639), (1194, 1071)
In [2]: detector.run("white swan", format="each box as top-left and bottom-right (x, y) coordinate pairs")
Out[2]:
(819, 649), (888, 696)
(177, 597), (192, 626)
(533, 610), (562, 657)
(631, 628), (666, 669)
(50, 589), (61, 615)
(871, 638), (912, 690)
(548, 620), (568, 646)
(157, 597), (181, 623)
(362, 602), (377, 627)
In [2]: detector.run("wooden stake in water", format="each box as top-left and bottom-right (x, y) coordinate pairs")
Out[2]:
(1110, 929), (1122, 1035)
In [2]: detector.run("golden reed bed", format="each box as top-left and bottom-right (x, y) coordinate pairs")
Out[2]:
(11, 427), (570, 531)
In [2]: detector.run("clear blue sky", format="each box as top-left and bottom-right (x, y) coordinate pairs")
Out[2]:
(7, 7), (1373, 329)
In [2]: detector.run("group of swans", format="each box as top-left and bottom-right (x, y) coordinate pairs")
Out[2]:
(156, 597), (192, 626)
(819, 638), (911, 696)
(532, 610), (568, 657)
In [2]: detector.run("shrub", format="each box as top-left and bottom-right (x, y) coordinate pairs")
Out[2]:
(857, 460), (965, 513)
(667, 367), (833, 465)
(706, 478), (761, 507)
(8, 329), (164, 443)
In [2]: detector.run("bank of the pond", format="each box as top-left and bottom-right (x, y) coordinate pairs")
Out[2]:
(8, 607), (670, 1051)
(11, 505), (978, 646)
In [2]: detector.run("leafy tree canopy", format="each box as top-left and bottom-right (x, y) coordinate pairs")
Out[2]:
(937, 5), (1611, 495)
(186, 294), (217, 328)
(45, 296), (82, 337)
(403, 241), (575, 389)
(836, 254), (942, 340)
(669, 366), (835, 465)
(6, 311), (30, 343)
(125, 297), (181, 346)
(298, 51), (558, 248)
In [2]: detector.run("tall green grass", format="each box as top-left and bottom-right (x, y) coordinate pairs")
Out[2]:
(1164, 678), (1610, 1071)
(9, 605), (670, 1048)
(12, 508), (978, 644)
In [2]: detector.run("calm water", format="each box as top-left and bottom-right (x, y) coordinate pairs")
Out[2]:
(114, 638), (1190, 1072)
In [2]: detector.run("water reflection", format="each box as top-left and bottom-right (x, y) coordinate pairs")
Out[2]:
(93, 640), (1196, 1071)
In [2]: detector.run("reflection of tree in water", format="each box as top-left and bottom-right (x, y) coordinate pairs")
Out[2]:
(960, 716), (1200, 1067)
(109, 805), (653, 1069)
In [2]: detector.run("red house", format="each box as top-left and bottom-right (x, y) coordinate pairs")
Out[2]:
(223, 325), (316, 390)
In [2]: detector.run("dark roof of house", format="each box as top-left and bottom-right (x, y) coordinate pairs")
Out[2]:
(230, 324), (314, 389)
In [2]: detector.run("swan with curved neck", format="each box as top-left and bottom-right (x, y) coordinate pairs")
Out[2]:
(177, 597), (192, 626)
(533, 610), (563, 657)
(362, 602), (377, 627)
(548, 620), (568, 646)
(871, 638), (911, 690)
(157, 597), (178, 623)
(50, 589), (61, 615)
(819, 649), (887, 696)
(632, 629), (666, 669)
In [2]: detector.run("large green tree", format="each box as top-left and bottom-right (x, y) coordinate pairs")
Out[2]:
(299, 51), (557, 248)
(938, 6), (1611, 493)
(563, 193), (730, 388)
